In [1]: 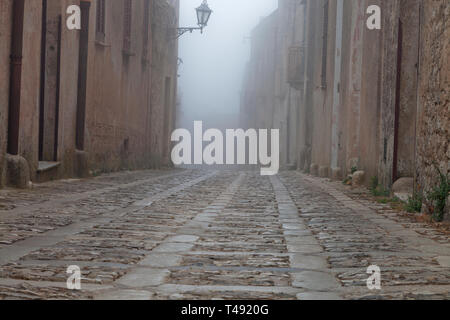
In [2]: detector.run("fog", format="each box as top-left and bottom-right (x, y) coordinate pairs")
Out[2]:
(177, 0), (278, 129)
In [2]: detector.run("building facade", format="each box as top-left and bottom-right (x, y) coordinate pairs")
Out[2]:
(241, 0), (449, 201)
(0, 0), (179, 188)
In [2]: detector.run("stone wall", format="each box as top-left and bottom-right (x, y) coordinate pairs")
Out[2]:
(358, 0), (382, 184)
(240, 11), (278, 131)
(242, 0), (449, 193)
(1, 0), (180, 187)
(56, 0), (81, 177)
(149, 0), (179, 167)
(415, 0), (449, 194)
(240, 0), (305, 168)
(85, 0), (152, 173)
(18, 0), (43, 181)
(83, 0), (179, 173)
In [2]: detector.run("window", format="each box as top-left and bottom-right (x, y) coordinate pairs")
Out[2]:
(96, 0), (106, 42)
(123, 0), (132, 53)
(321, 0), (329, 89)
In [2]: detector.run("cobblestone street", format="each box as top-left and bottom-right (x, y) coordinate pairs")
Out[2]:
(0, 169), (449, 300)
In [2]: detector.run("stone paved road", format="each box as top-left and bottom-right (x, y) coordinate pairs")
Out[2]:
(0, 169), (448, 300)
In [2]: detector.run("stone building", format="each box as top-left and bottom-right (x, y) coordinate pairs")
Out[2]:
(241, 0), (449, 196)
(0, 0), (179, 188)
(241, 0), (305, 168)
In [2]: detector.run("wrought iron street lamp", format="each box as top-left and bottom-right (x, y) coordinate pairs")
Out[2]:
(176, 0), (212, 39)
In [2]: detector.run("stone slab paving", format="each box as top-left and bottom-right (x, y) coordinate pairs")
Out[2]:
(0, 169), (448, 300)
(281, 172), (450, 300)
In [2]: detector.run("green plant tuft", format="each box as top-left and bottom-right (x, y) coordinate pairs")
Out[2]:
(404, 193), (423, 213)
(426, 165), (450, 222)
(370, 176), (390, 197)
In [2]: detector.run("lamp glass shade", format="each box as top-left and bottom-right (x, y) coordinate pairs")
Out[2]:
(196, 1), (212, 27)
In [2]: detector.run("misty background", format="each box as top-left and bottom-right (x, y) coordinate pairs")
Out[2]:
(177, 0), (278, 130)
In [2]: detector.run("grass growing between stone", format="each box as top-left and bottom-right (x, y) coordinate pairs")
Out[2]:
(370, 176), (390, 197)
(404, 193), (423, 213)
(424, 166), (450, 222)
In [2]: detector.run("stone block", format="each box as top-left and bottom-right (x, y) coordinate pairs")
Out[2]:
(74, 150), (89, 178)
(392, 177), (414, 201)
(319, 166), (329, 178)
(310, 163), (319, 176)
(352, 171), (365, 187)
(5, 154), (30, 189)
(331, 167), (342, 180)
(392, 177), (414, 193)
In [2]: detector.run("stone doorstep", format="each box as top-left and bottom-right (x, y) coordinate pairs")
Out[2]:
(37, 161), (61, 173)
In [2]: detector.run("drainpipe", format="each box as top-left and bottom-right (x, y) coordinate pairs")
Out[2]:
(76, 0), (91, 151)
(331, 0), (344, 172)
(39, 0), (47, 161)
(7, 0), (25, 156)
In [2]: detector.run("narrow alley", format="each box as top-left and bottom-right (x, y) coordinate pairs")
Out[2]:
(0, 0), (448, 304)
(0, 169), (448, 300)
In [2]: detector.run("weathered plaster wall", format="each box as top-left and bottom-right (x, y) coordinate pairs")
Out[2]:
(341, 0), (365, 176)
(56, 0), (80, 177)
(298, 0), (319, 173)
(397, 0), (421, 179)
(1, 0), (179, 186)
(241, 0), (305, 168)
(310, 0), (336, 175)
(0, 0), (12, 186)
(378, 0), (401, 187)
(84, 0), (178, 173)
(358, 0), (382, 184)
(335, 1), (364, 178)
(240, 11), (278, 132)
(415, 0), (449, 193)
(20, 0), (80, 181)
(19, 0), (43, 181)
(85, 0), (148, 173)
(149, 0), (179, 167)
